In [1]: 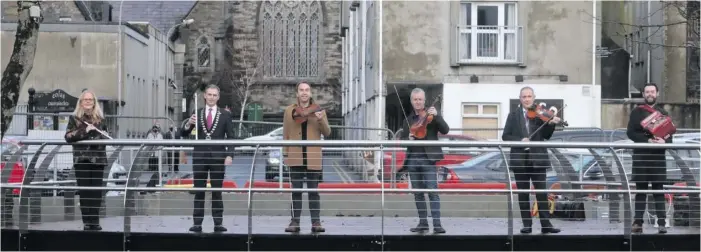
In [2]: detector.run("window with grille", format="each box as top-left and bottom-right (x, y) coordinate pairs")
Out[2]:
(259, 0), (322, 79)
(457, 1), (521, 64)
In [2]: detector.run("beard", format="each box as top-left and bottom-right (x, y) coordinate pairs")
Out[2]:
(644, 96), (656, 105)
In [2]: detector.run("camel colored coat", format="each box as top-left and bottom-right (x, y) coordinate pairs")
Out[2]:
(282, 104), (331, 170)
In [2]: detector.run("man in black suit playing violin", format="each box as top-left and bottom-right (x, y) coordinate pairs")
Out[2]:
(181, 84), (236, 233)
(502, 86), (562, 234)
(399, 88), (449, 233)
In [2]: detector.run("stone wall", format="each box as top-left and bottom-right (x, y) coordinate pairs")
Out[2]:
(183, 0), (342, 119)
(601, 99), (700, 130)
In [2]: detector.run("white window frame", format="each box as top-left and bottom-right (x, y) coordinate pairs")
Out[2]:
(462, 103), (500, 118)
(461, 103), (501, 139)
(458, 1), (519, 64)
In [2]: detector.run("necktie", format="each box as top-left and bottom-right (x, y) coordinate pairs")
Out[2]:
(207, 108), (213, 129)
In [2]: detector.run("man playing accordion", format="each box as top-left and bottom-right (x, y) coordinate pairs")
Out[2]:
(626, 83), (675, 234)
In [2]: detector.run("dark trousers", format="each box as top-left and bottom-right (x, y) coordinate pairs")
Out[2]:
(406, 158), (441, 225)
(512, 154), (552, 227)
(74, 162), (105, 225)
(289, 166), (321, 223)
(634, 182), (666, 225)
(192, 156), (225, 226)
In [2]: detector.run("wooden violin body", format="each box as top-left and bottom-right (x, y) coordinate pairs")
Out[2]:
(526, 102), (568, 126)
(292, 103), (325, 124)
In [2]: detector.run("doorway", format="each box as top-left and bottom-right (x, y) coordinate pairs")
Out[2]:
(385, 83), (443, 136)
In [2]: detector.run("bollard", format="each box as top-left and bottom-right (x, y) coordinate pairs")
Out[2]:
(63, 191), (75, 220)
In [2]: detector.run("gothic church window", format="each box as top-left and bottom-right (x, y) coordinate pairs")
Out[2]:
(197, 36), (211, 69)
(259, 0), (322, 79)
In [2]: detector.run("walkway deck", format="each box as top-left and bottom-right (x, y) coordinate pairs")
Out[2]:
(2, 216), (699, 251)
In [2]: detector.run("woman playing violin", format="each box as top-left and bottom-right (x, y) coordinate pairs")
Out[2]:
(398, 88), (449, 234)
(282, 82), (331, 233)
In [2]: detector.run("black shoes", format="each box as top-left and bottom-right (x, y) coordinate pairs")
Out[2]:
(520, 225), (560, 234)
(410, 221), (446, 234)
(188, 225), (227, 233)
(83, 224), (102, 231)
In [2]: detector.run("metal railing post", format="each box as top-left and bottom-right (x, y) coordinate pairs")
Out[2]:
(247, 145), (260, 251)
(609, 147), (632, 250)
(497, 146), (514, 251)
(18, 143), (47, 233)
(379, 144), (385, 251)
(123, 144), (147, 251)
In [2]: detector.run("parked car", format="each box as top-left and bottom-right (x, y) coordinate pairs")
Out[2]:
(437, 150), (604, 188)
(264, 149), (324, 182)
(380, 134), (482, 182)
(1, 140), (26, 195)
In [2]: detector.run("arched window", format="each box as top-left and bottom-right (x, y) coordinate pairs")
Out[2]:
(259, 0), (322, 79)
(197, 36), (211, 68)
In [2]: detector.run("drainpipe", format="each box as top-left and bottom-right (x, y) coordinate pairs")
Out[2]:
(591, 0), (597, 128)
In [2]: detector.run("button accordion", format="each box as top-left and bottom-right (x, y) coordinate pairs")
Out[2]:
(639, 105), (676, 140)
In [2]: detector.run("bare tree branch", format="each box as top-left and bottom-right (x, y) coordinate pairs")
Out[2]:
(1, 1), (42, 138)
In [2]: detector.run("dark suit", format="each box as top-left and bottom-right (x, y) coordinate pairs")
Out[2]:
(400, 111), (449, 226)
(626, 104), (672, 226)
(501, 108), (556, 227)
(181, 107), (236, 226)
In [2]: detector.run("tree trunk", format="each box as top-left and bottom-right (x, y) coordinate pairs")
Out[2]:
(237, 86), (250, 137)
(1, 1), (41, 138)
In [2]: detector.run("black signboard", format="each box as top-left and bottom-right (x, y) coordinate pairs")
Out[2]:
(33, 89), (78, 112)
(509, 99), (565, 121)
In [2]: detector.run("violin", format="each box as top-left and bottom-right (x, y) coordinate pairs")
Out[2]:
(409, 95), (442, 139)
(525, 103), (568, 126)
(292, 103), (325, 124)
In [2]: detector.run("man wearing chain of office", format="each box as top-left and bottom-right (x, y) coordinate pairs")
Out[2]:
(181, 84), (236, 233)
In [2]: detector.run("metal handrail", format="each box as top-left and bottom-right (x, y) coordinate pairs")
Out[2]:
(2, 184), (698, 194)
(17, 139), (701, 149)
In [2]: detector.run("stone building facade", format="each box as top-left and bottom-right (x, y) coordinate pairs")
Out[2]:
(180, 0), (343, 121)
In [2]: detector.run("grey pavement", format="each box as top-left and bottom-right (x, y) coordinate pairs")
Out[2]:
(25, 215), (701, 236)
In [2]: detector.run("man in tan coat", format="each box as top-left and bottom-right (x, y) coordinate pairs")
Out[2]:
(282, 82), (331, 233)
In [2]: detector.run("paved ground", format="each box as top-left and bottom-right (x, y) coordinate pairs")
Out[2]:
(156, 154), (363, 187)
(25, 215), (701, 236)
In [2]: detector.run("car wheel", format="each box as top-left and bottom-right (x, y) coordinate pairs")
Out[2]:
(397, 172), (409, 182)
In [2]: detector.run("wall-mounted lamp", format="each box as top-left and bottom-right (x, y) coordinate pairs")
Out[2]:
(29, 5), (41, 21)
(559, 75), (568, 82)
(515, 75), (524, 83)
(470, 75), (479, 83)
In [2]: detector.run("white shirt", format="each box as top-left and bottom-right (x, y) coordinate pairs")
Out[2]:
(205, 105), (218, 117)
(522, 108), (529, 133)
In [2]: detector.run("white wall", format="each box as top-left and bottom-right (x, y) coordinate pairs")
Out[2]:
(442, 83), (602, 137)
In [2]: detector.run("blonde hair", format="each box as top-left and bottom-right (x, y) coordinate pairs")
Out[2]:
(72, 90), (104, 123)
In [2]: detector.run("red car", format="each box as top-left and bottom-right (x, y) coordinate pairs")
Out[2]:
(379, 134), (481, 181)
(1, 140), (26, 195)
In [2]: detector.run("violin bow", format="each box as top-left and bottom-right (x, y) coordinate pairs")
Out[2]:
(393, 85), (412, 133)
(527, 104), (567, 140)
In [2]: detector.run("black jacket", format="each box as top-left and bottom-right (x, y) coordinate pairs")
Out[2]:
(65, 115), (109, 166)
(501, 108), (556, 169)
(400, 111), (450, 163)
(181, 107), (236, 159)
(626, 104), (672, 182)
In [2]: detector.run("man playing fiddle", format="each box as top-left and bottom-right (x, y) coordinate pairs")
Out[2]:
(502, 86), (562, 234)
(400, 88), (449, 233)
(282, 82), (331, 233)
